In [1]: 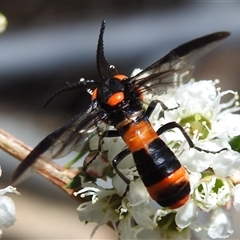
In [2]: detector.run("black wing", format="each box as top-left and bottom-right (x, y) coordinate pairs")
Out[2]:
(130, 31), (230, 94)
(12, 107), (105, 185)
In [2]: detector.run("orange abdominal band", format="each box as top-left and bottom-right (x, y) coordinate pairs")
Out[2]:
(168, 195), (190, 209)
(122, 121), (159, 152)
(146, 166), (189, 200)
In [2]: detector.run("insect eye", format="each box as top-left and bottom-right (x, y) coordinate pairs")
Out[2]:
(91, 88), (98, 100)
(107, 92), (124, 106)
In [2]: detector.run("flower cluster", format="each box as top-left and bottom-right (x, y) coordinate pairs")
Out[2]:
(0, 166), (19, 238)
(73, 78), (240, 239)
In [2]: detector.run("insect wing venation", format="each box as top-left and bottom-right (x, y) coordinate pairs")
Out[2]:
(131, 31), (230, 94)
(12, 108), (104, 185)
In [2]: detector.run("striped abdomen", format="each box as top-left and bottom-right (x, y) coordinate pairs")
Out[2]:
(121, 118), (190, 209)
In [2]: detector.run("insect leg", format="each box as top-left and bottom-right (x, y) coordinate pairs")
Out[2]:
(157, 121), (228, 154)
(96, 129), (120, 151)
(82, 130), (120, 172)
(112, 148), (132, 198)
(102, 131), (132, 195)
(146, 100), (179, 119)
(83, 128), (132, 197)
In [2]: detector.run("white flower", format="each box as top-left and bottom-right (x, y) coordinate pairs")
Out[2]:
(0, 166), (20, 237)
(74, 77), (240, 239)
(193, 176), (231, 212)
(207, 208), (234, 239)
(231, 184), (240, 211)
(165, 81), (240, 174)
(190, 208), (234, 239)
(175, 199), (198, 229)
(211, 150), (240, 177)
(0, 13), (7, 33)
(74, 183), (120, 239)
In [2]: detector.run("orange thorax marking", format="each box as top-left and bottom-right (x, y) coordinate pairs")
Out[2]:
(122, 120), (158, 152)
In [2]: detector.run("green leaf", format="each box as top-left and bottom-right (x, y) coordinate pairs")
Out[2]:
(229, 135), (240, 152)
(66, 173), (82, 189)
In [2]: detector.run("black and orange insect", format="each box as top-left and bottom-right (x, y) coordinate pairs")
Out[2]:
(12, 21), (229, 209)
